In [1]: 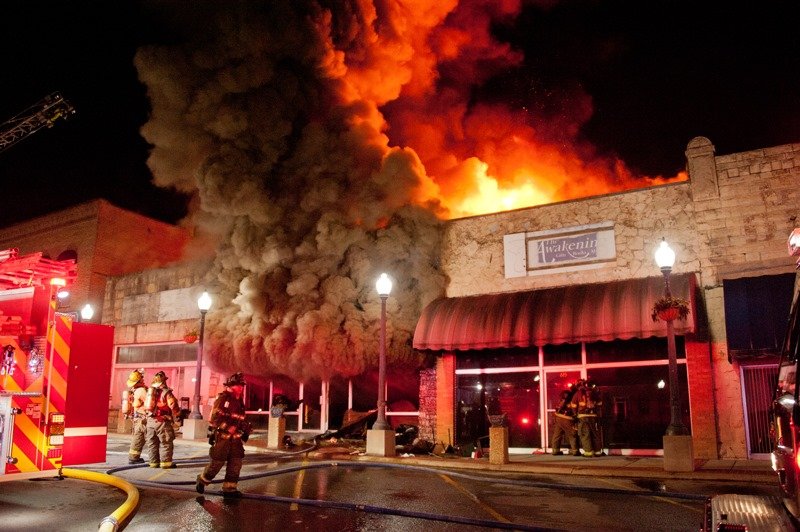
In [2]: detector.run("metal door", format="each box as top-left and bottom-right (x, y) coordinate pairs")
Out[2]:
(740, 364), (778, 458)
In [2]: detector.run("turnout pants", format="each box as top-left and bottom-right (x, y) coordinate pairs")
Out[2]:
(578, 415), (602, 456)
(550, 414), (578, 454)
(129, 417), (147, 460)
(146, 417), (176, 467)
(199, 437), (245, 493)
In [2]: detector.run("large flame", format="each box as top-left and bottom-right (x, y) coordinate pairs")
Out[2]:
(367, 1), (686, 218)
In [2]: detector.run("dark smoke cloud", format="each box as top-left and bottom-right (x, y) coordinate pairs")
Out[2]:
(134, 1), (448, 381)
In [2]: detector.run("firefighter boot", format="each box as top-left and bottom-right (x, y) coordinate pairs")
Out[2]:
(128, 456), (144, 464)
(195, 474), (206, 494)
(222, 481), (241, 498)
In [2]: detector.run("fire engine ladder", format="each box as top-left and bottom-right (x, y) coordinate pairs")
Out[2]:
(0, 92), (75, 153)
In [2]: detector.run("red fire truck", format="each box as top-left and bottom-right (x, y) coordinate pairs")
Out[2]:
(0, 248), (113, 481)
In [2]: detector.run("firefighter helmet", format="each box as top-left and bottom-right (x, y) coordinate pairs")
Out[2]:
(126, 368), (144, 387)
(224, 372), (246, 387)
(151, 370), (168, 387)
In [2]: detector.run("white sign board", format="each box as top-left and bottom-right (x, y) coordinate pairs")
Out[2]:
(505, 222), (616, 278)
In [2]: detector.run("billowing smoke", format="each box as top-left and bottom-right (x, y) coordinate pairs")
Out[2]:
(134, 1), (680, 381)
(135, 1), (449, 381)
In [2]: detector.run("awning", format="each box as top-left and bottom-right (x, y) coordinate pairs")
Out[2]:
(723, 273), (795, 360)
(413, 273), (697, 351)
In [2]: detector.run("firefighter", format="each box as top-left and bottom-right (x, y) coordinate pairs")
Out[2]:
(121, 368), (148, 464)
(144, 370), (181, 469)
(550, 386), (579, 456)
(1, 345), (15, 376)
(196, 372), (252, 498)
(576, 380), (604, 457)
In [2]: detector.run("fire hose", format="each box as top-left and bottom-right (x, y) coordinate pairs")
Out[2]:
(103, 458), (707, 531)
(61, 467), (139, 532)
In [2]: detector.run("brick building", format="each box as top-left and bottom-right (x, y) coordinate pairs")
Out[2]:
(0, 199), (190, 324)
(0, 199), (195, 419)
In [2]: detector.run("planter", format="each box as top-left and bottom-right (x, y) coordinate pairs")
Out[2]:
(656, 307), (681, 322)
(651, 296), (690, 322)
(184, 335), (198, 344)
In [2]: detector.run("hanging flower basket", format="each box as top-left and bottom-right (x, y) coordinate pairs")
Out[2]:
(184, 329), (199, 344)
(651, 296), (690, 322)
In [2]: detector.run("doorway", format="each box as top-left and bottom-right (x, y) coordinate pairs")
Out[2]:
(740, 363), (778, 458)
(542, 369), (582, 452)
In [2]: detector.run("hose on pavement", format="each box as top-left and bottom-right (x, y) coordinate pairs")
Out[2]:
(61, 467), (139, 532)
(106, 458), (706, 531)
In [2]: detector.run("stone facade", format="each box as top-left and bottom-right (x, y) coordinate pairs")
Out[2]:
(104, 260), (212, 345)
(435, 137), (800, 459)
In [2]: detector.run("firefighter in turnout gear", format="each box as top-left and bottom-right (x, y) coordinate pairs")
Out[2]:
(550, 385), (580, 456)
(576, 380), (604, 457)
(121, 368), (148, 464)
(196, 372), (252, 498)
(145, 371), (181, 468)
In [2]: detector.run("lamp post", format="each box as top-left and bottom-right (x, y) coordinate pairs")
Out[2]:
(190, 291), (212, 420)
(373, 273), (392, 431)
(654, 239), (689, 436)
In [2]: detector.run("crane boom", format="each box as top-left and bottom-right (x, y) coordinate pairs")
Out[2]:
(0, 92), (75, 153)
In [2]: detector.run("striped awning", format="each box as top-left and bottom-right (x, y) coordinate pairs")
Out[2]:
(413, 273), (697, 351)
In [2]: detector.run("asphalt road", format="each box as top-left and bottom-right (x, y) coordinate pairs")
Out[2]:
(0, 437), (786, 531)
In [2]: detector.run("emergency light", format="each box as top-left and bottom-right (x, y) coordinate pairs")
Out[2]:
(48, 412), (65, 446)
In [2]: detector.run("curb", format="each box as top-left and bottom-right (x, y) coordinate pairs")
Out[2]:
(310, 453), (776, 484)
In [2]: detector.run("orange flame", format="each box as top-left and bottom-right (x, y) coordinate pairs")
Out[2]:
(331, 0), (687, 220)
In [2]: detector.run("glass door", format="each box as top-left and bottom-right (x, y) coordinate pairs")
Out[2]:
(456, 371), (542, 450)
(543, 369), (582, 452)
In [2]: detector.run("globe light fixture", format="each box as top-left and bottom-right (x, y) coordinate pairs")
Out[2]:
(80, 304), (94, 321)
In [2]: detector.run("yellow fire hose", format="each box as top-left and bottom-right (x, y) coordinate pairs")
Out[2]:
(61, 467), (140, 532)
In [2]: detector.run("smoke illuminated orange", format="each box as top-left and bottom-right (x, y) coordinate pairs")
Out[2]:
(333, 0), (687, 220)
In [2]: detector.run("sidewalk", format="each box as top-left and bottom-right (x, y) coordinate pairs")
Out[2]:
(123, 430), (775, 485)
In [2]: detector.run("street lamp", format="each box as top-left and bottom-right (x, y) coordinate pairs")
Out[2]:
(654, 239), (689, 436)
(373, 273), (392, 431)
(190, 291), (212, 420)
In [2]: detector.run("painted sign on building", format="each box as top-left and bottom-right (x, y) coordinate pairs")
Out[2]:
(535, 232), (598, 263)
(504, 222), (616, 277)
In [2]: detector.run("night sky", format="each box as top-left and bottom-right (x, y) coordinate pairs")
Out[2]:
(2, 1), (799, 227)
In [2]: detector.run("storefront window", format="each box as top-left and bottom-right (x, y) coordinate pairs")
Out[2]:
(456, 347), (538, 370)
(543, 343), (581, 366)
(586, 365), (690, 449)
(456, 372), (541, 449)
(586, 337), (683, 364)
(117, 343), (198, 364)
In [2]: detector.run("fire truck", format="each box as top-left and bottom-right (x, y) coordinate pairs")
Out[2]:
(0, 248), (113, 481)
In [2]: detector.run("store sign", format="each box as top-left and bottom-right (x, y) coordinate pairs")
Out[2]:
(504, 222), (616, 278)
(535, 232), (598, 263)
